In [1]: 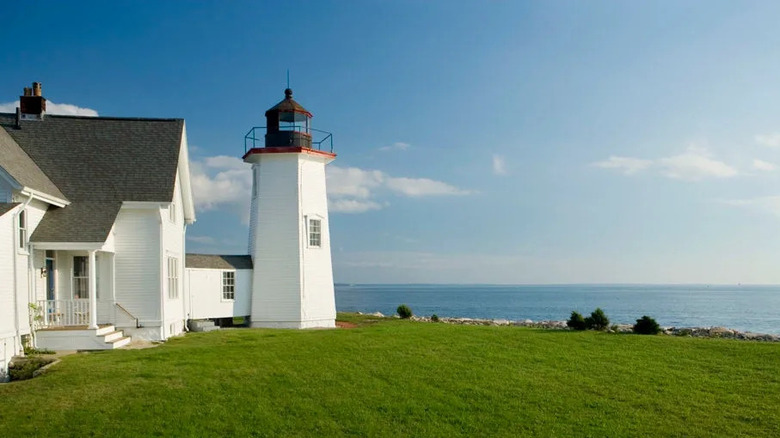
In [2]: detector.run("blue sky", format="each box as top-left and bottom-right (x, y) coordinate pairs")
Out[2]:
(3, 1), (780, 284)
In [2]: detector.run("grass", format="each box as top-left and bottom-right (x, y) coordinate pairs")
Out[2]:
(1, 313), (778, 437)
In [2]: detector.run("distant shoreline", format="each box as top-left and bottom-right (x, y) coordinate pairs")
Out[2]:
(355, 312), (780, 342)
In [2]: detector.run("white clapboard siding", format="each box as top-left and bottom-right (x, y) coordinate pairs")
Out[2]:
(247, 152), (336, 328)
(113, 207), (160, 325)
(299, 157), (336, 323)
(161, 174), (186, 337)
(187, 269), (252, 319)
(251, 154), (304, 323)
(0, 208), (18, 337)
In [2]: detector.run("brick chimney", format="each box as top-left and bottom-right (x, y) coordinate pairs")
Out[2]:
(19, 82), (46, 120)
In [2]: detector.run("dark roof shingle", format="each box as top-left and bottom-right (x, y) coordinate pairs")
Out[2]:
(0, 114), (183, 203)
(185, 254), (253, 270)
(0, 203), (20, 218)
(0, 114), (184, 243)
(0, 126), (66, 201)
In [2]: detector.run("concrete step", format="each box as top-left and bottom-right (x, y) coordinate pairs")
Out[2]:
(108, 336), (132, 349)
(95, 325), (116, 336)
(189, 320), (219, 332)
(102, 331), (124, 343)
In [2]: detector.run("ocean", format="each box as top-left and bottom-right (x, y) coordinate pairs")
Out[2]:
(335, 284), (780, 335)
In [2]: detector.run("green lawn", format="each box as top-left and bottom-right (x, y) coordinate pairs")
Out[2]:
(1, 313), (779, 437)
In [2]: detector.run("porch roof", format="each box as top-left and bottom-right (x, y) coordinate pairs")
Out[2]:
(31, 201), (121, 243)
(186, 254), (253, 270)
(0, 202), (19, 217)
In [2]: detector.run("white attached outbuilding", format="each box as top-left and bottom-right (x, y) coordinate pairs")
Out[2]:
(185, 254), (252, 322)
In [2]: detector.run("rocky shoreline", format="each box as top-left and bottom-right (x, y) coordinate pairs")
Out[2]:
(356, 312), (780, 342)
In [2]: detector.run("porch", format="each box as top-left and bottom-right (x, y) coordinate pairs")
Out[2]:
(35, 323), (131, 350)
(30, 243), (137, 350)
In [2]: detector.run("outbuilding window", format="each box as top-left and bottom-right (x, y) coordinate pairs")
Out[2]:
(308, 219), (321, 248)
(222, 271), (235, 300)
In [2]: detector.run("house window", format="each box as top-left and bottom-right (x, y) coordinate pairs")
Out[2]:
(169, 201), (176, 223)
(18, 210), (26, 249)
(73, 256), (88, 299)
(308, 218), (321, 248)
(167, 257), (179, 299)
(222, 271), (235, 300)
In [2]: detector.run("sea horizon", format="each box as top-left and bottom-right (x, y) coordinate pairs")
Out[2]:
(335, 283), (780, 335)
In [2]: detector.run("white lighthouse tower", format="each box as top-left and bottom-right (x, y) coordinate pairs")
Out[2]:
(243, 88), (337, 328)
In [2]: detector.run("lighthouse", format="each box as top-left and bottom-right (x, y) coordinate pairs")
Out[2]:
(243, 88), (337, 328)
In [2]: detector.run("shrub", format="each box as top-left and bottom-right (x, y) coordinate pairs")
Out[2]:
(431, 314), (440, 322)
(633, 315), (661, 335)
(397, 304), (413, 319)
(9, 357), (55, 381)
(567, 311), (586, 330)
(585, 308), (610, 331)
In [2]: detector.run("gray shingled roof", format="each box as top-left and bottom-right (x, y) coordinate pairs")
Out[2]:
(31, 202), (123, 242)
(0, 114), (184, 243)
(186, 254), (253, 270)
(0, 203), (19, 218)
(0, 125), (66, 201)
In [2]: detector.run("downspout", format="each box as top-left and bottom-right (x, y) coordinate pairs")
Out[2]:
(182, 223), (189, 332)
(158, 208), (166, 339)
(14, 194), (34, 351)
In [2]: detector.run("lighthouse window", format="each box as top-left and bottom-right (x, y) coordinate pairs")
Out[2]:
(308, 219), (321, 248)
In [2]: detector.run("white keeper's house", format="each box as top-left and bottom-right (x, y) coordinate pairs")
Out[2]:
(1, 82), (337, 379)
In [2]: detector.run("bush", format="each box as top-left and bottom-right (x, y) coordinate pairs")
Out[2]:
(397, 304), (413, 319)
(431, 314), (440, 322)
(567, 311), (586, 330)
(633, 315), (661, 335)
(585, 308), (610, 331)
(9, 357), (55, 381)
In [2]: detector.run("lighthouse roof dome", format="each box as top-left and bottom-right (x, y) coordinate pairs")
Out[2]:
(265, 88), (312, 120)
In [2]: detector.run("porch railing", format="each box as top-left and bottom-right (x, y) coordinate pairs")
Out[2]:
(35, 299), (90, 327)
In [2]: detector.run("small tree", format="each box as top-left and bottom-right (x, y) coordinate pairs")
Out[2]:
(633, 315), (661, 335)
(431, 314), (440, 322)
(585, 308), (609, 331)
(567, 311), (586, 330)
(397, 304), (413, 319)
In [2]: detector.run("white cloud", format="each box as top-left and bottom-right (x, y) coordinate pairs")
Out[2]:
(189, 158), (472, 218)
(0, 100), (98, 116)
(755, 133), (780, 148)
(326, 166), (384, 199)
(594, 145), (737, 181)
(329, 199), (384, 214)
(385, 177), (472, 197)
(189, 156), (252, 223)
(203, 155), (250, 170)
(658, 145), (737, 180)
(187, 235), (217, 245)
(593, 156), (652, 175)
(326, 165), (473, 213)
(378, 142), (410, 152)
(753, 159), (776, 172)
(719, 196), (780, 217)
(492, 154), (507, 176)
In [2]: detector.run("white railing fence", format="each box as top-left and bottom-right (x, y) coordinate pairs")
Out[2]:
(35, 299), (90, 327)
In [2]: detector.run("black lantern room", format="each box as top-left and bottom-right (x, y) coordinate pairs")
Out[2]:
(264, 88), (313, 149)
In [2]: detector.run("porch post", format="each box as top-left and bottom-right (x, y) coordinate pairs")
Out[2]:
(88, 250), (98, 329)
